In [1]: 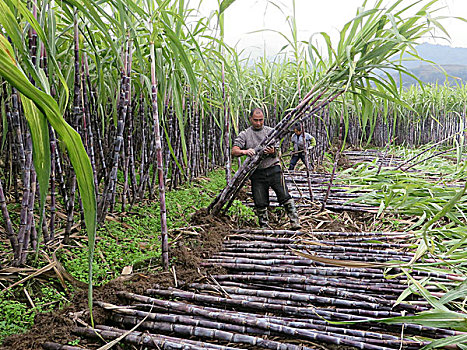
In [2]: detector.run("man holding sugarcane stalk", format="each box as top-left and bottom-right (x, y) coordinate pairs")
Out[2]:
(232, 108), (301, 230)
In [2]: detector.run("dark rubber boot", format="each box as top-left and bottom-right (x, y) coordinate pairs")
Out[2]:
(284, 199), (301, 230)
(256, 208), (269, 229)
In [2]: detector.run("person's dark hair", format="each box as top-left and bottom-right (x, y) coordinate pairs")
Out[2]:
(293, 123), (302, 131)
(250, 107), (263, 117)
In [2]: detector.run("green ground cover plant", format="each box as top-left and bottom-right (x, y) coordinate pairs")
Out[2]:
(0, 167), (249, 343)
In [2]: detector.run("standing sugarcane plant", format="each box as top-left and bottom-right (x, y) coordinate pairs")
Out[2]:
(222, 62), (232, 183)
(0, 33), (97, 320)
(300, 121), (314, 201)
(209, 0), (445, 215)
(150, 40), (169, 271)
(98, 34), (132, 222)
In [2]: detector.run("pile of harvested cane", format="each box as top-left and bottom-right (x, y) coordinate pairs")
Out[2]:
(342, 150), (405, 168)
(43, 229), (465, 350)
(241, 171), (379, 213)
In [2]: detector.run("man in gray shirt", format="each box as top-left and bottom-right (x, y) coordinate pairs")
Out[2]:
(232, 108), (301, 230)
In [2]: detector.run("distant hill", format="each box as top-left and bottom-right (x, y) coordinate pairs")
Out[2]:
(392, 43), (467, 85)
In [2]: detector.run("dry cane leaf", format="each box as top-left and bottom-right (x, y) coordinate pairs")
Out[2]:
(292, 249), (393, 268)
(121, 266), (133, 275)
(0, 262), (56, 293)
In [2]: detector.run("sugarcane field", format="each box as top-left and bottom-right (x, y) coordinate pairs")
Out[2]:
(2, 0), (467, 349)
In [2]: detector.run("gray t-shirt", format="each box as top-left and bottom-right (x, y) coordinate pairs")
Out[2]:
(291, 132), (313, 151)
(233, 126), (280, 169)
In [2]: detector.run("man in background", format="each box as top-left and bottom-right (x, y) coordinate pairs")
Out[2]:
(288, 123), (316, 170)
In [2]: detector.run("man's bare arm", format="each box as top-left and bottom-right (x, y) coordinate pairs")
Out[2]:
(232, 145), (255, 157)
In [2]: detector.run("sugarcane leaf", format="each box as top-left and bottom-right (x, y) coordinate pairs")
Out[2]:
(439, 280), (467, 305)
(319, 309), (467, 332)
(0, 0), (40, 85)
(0, 34), (96, 322)
(163, 26), (198, 96)
(2, 0), (70, 109)
(422, 334), (467, 349)
(0, 0), (23, 53)
(422, 181), (467, 246)
(219, 0), (236, 14)
(408, 238), (428, 265)
(402, 268), (450, 311)
(62, 0), (119, 54)
(407, 211), (427, 231)
(21, 97), (50, 237)
(394, 277), (428, 306)
(377, 199), (385, 216)
(376, 310), (467, 331)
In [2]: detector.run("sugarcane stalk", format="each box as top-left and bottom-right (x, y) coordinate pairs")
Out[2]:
(84, 54), (106, 186)
(127, 107), (137, 203)
(204, 251), (411, 266)
(122, 116), (130, 212)
(213, 250), (411, 262)
(222, 272), (409, 290)
(0, 177), (17, 252)
(207, 262), (407, 281)
(42, 342), (91, 350)
(64, 9), (82, 243)
(228, 232), (410, 244)
(213, 280), (401, 308)
(136, 87), (147, 201)
(232, 229), (407, 236)
(10, 89), (25, 169)
(118, 291), (395, 350)
(46, 127), (56, 242)
(394, 132), (464, 171)
(150, 43), (169, 270)
(146, 287), (404, 319)
(187, 283), (422, 312)
(81, 54), (98, 193)
(98, 35), (132, 221)
(116, 311), (418, 350)
(110, 313), (316, 350)
(300, 121), (314, 200)
(259, 315), (424, 345)
(130, 293), (459, 339)
(74, 326), (224, 350)
(209, 274), (407, 294)
(29, 0), (38, 68)
(222, 62), (231, 184)
(16, 131), (33, 266)
(97, 300), (268, 335)
(52, 129), (69, 206)
(216, 248), (411, 260)
(322, 112), (344, 212)
(3, 94), (15, 196)
(403, 146), (458, 172)
(113, 39), (133, 212)
(20, 166), (37, 264)
(95, 325), (243, 350)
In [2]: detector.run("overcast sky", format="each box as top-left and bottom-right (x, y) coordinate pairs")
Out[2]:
(194, 0), (467, 58)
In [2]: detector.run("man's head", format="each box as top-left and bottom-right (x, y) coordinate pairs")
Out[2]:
(249, 108), (265, 130)
(293, 123), (303, 136)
